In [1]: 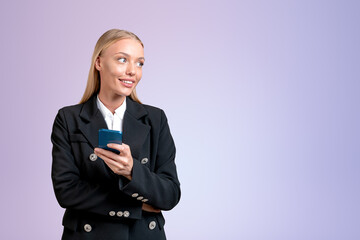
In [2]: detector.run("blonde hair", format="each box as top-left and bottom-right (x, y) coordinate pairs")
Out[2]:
(79, 29), (143, 104)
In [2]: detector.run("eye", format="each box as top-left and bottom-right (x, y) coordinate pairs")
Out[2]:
(136, 62), (144, 67)
(118, 57), (126, 63)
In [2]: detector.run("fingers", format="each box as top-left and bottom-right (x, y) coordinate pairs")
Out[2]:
(94, 149), (122, 171)
(94, 146), (133, 180)
(94, 148), (128, 168)
(94, 147), (120, 160)
(142, 203), (161, 213)
(103, 158), (131, 179)
(102, 155), (133, 180)
(106, 143), (131, 156)
(94, 146), (130, 165)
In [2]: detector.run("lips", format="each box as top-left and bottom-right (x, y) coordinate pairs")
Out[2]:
(119, 78), (135, 88)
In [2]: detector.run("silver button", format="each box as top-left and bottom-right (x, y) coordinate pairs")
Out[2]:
(117, 211), (123, 217)
(89, 153), (97, 161)
(123, 211), (130, 218)
(141, 158), (148, 164)
(137, 196), (144, 200)
(142, 199), (148, 203)
(149, 221), (156, 230)
(131, 193), (139, 198)
(109, 211), (115, 216)
(84, 224), (92, 232)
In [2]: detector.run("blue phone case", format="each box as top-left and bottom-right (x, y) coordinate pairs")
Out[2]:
(98, 129), (122, 154)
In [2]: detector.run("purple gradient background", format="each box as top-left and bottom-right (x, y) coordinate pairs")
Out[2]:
(1, 0), (359, 239)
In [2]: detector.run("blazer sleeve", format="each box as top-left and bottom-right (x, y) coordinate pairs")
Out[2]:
(120, 110), (181, 210)
(51, 109), (142, 219)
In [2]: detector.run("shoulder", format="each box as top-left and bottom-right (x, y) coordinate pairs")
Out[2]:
(52, 103), (83, 130)
(126, 98), (171, 130)
(142, 103), (164, 116)
(58, 102), (83, 115)
(127, 97), (166, 120)
(54, 103), (84, 125)
(141, 103), (171, 132)
(57, 94), (97, 119)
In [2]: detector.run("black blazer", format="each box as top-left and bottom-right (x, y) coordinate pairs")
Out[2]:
(51, 95), (180, 240)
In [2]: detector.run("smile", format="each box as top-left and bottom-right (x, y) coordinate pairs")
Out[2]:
(121, 80), (133, 84)
(119, 79), (135, 88)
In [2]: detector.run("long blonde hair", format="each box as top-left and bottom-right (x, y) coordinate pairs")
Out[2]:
(79, 29), (143, 104)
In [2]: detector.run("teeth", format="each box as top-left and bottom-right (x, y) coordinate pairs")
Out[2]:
(121, 80), (133, 84)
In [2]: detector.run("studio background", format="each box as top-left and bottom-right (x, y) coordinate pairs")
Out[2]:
(0, 0), (359, 239)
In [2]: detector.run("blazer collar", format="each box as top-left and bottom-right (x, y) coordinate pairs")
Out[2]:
(123, 97), (151, 157)
(79, 94), (148, 121)
(78, 94), (150, 150)
(78, 94), (107, 148)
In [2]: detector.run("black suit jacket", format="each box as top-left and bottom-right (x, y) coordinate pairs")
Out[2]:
(51, 95), (180, 240)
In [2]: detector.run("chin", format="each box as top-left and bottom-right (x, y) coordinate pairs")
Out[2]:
(115, 90), (132, 97)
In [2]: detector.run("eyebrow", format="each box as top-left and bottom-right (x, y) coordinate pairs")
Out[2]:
(115, 52), (145, 61)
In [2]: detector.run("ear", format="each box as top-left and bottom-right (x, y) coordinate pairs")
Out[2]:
(95, 57), (101, 71)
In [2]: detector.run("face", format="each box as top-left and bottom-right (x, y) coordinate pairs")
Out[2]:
(95, 38), (144, 99)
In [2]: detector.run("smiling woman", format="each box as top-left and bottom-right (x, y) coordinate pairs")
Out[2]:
(80, 30), (144, 105)
(51, 29), (181, 240)
(95, 38), (145, 109)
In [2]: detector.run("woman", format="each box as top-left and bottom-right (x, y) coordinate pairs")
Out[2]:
(51, 29), (181, 240)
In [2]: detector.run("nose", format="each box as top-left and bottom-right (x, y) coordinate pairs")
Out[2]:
(126, 62), (135, 76)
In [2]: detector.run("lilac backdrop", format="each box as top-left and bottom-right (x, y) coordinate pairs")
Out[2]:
(0, 0), (359, 239)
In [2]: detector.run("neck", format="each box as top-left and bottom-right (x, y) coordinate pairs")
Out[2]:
(98, 91), (125, 114)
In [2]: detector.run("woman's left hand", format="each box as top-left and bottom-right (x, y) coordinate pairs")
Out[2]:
(94, 143), (133, 180)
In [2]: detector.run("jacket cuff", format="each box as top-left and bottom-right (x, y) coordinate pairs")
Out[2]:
(119, 159), (151, 204)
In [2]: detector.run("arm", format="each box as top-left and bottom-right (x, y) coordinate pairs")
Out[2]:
(96, 110), (181, 210)
(51, 109), (142, 219)
(124, 134), (180, 211)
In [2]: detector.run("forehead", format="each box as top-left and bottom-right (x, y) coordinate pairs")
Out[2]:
(103, 38), (144, 57)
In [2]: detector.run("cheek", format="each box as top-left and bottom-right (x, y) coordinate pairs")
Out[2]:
(105, 63), (125, 76)
(136, 70), (143, 80)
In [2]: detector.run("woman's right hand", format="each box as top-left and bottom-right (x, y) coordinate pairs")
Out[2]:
(142, 203), (161, 213)
(94, 143), (134, 180)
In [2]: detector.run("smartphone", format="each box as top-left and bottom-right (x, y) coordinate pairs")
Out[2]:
(98, 129), (122, 154)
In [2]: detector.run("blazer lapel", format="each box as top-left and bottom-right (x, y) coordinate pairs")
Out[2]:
(77, 95), (150, 152)
(78, 95), (108, 148)
(123, 97), (151, 158)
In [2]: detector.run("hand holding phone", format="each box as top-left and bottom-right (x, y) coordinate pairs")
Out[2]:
(98, 129), (122, 154)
